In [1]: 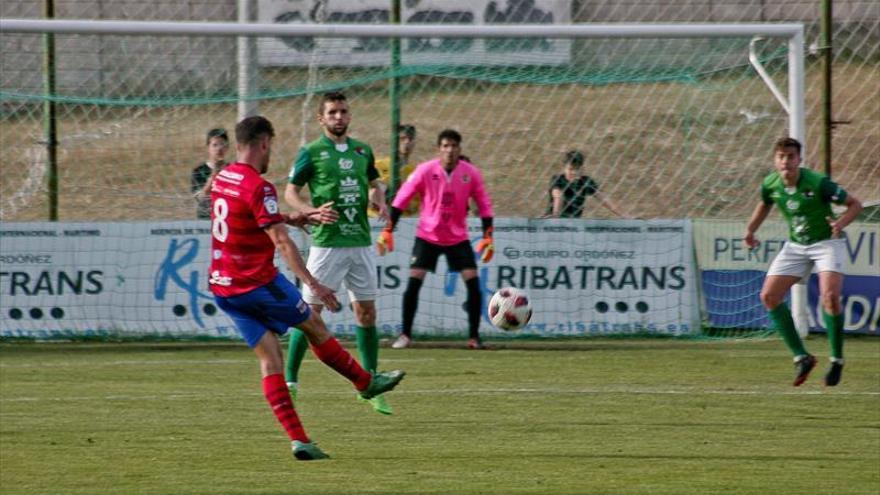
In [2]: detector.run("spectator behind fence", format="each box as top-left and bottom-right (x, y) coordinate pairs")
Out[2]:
(543, 150), (630, 219)
(191, 127), (229, 219)
(371, 124), (420, 217)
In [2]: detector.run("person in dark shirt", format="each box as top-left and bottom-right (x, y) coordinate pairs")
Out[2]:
(191, 127), (229, 219)
(544, 150), (630, 218)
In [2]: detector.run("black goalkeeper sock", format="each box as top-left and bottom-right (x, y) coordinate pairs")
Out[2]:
(402, 277), (423, 338)
(465, 277), (482, 340)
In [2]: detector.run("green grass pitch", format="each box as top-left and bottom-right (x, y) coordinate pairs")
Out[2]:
(1, 337), (878, 495)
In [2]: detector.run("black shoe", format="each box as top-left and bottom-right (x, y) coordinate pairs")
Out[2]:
(824, 361), (844, 387)
(793, 354), (817, 387)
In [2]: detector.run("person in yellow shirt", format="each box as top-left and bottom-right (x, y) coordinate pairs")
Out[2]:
(371, 124), (419, 216)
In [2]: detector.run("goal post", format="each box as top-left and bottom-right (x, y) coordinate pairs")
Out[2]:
(1, 18), (821, 339)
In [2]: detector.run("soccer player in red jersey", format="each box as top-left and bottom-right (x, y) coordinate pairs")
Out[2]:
(209, 116), (405, 461)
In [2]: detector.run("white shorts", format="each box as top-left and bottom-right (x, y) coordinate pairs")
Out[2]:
(301, 246), (378, 305)
(766, 238), (846, 281)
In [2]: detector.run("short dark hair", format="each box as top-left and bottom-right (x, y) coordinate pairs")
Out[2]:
(398, 124), (416, 138)
(318, 91), (347, 114)
(437, 129), (462, 146)
(206, 127), (228, 145)
(774, 137), (801, 155)
(235, 116), (275, 146)
(563, 150), (584, 167)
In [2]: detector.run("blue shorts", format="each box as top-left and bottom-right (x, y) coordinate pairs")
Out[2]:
(215, 274), (312, 348)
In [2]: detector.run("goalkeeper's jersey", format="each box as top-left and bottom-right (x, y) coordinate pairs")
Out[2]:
(760, 167), (848, 245)
(392, 158), (494, 246)
(289, 135), (378, 248)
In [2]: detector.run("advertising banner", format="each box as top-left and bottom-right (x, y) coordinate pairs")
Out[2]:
(1, 218), (698, 340)
(694, 219), (879, 334)
(257, 0), (572, 67)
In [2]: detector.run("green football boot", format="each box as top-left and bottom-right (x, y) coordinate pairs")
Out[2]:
(358, 393), (393, 415)
(359, 370), (405, 400)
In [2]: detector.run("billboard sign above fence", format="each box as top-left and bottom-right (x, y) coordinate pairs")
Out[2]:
(257, 0), (572, 66)
(0, 218), (698, 340)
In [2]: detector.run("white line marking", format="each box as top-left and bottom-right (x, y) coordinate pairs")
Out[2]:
(2, 387), (877, 403)
(0, 357), (473, 369)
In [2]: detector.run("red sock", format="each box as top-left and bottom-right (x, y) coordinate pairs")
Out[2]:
(262, 373), (309, 442)
(311, 337), (372, 391)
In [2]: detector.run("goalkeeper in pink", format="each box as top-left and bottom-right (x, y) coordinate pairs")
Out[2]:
(377, 129), (495, 349)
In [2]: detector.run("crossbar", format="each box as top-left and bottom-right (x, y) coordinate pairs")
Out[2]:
(1, 19), (803, 39)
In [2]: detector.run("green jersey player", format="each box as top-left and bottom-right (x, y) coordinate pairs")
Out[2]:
(744, 137), (862, 387)
(283, 91), (392, 415)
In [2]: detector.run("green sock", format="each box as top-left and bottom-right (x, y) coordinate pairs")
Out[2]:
(768, 303), (808, 357)
(285, 329), (309, 384)
(355, 326), (379, 374)
(822, 311), (844, 361)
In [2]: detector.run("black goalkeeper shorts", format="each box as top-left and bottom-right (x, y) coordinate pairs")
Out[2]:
(410, 237), (477, 272)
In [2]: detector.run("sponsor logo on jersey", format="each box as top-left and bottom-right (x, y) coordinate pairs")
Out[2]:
(461, 174), (471, 183)
(320, 151), (330, 159)
(216, 174), (243, 186)
(340, 176), (358, 188)
(343, 207), (358, 222)
(209, 270), (232, 286)
(264, 196), (279, 214)
(219, 170), (245, 181)
(786, 200), (800, 211)
(340, 192), (359, 205)
(339, 158), (354, 170)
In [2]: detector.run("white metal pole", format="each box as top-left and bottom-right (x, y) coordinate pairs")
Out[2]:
(788, 27), (811, 338)
(236, 0), (257, 121)
(748, 37), (790, 114)
(0, 19), (805, 40)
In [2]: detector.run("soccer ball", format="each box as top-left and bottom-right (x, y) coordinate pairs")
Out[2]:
(488, 287), (532, 331)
